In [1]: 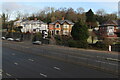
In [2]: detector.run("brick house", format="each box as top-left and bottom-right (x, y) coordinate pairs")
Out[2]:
(49, 17), (74, 36)
(98, 20), (120, 39)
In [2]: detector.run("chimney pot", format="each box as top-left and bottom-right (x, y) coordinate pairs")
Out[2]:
(34, 18), (37, 21)
(62, 17), (64, 20)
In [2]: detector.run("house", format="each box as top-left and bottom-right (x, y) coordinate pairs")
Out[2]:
(14, 18), (48, 37)
(98, 20), (120, 39)
(49, 17), (74, 36)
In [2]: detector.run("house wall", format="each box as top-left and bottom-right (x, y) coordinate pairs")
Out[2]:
(49, 22), (73, 36)
(14, 20), (48, 34)
(99, 26), (118, 38)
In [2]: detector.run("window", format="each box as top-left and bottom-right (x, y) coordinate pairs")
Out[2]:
(56, 24), (60, 28)
(108, 32), (114, 35)
(108, 26), (114, 29)
(63, 24), (69, 28)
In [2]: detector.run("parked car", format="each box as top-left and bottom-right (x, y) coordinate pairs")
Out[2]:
(14, 38), (22, 42)
(1, 37), (6, 40)
(32, 41), (42, 45)
(7, 38), (14, 41)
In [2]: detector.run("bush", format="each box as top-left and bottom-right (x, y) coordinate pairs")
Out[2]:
(95, 41), (108, 50)
(68, 40), (88, 48)
(54, 35), (73, 46)
(68, 39), (78, 47)
(32, 32), (42, 41)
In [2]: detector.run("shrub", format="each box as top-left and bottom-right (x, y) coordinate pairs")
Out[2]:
(32, 32), (42, 41)
(68, 40), (88, 48)
(68, 39), (78, 47)
(95, 41), (108, 50)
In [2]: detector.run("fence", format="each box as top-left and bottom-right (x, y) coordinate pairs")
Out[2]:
(112, 44), (120, 52)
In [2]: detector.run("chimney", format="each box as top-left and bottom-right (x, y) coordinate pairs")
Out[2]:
(62, 17), (64, 20)
(34, 18), (37, 21)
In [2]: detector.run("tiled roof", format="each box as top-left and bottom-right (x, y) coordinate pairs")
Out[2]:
(50, 20), (74, 25)
(15, 19), (47, 24)
(101, 20), (119, 26)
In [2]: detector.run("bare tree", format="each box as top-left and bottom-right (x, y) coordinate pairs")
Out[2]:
(15, 11), (23, 20)
(77, 7), (85, 14)
(96, 9), (106, 16)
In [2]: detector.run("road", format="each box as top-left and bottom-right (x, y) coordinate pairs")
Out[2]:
(2, 46), (118, 78)
(2, 40), (119, 74)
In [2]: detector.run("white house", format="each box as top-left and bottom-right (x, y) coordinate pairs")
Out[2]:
(14, 18), (48, 37)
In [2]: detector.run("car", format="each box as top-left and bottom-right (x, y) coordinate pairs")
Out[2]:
(32, 41), (42, 45)
(7, 38), (14, 41)
(14, 38), (22, 42)
(1, 37), (6, 40)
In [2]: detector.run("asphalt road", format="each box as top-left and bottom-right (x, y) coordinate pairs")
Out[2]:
(2, 40), (119, 74)
(2, 46), (118, 78)
(0, 41), (2, 80)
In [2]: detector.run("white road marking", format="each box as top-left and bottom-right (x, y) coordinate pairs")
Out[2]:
(95, 60), (118, 65)
(5, 43), (8, 44)
(12, 53), (15, 55)
(106, 58), (120, 62)
(53, 67), (61, 70)
(6, 73), (12, 76)
(40, 73), (47, 77)
(25, 47), (29, 48)
(14, 62), (18, 65)
(28, 59), (34, 62)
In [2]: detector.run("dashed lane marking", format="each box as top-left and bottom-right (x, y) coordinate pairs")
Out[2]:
(95, 60), (118, 65)
(28, 59), (34, 62)
(12, 53), (15, 55)
(53, 67), (61, 70)
(40, 73), (47, 78)
(25, 47), (29, 48)
(14, 62), (18, 65)
(106, 58), (120, 62)
(6, 73), (12, 76)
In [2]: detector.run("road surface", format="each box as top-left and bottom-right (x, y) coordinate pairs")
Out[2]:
(2, 46), (118, 78)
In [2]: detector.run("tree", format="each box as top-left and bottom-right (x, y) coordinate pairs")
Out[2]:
(86, 9), (96, 28)
(1, 13), (7, 29)
(15, 11), (23, 20)
(96, 9), (106, 16)
(89, 31), (96, 44)
(66, 8), (77, 23)
(71, 19), (89, 42)
(77, 7), (85, 14)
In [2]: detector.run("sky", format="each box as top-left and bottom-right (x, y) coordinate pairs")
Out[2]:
(0, 0), (119, 20)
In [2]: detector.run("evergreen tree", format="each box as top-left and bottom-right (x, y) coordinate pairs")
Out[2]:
(71, 19), (89, 42)
(86, 9), (96, 28)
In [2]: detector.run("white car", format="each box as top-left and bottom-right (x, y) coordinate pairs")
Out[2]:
(7, 38), (14, 41)
(32, 41), (42, 45)
(1, 37), (6, 40)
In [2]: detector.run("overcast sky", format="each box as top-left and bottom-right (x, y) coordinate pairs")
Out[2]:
(0, 0), (119, 20)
